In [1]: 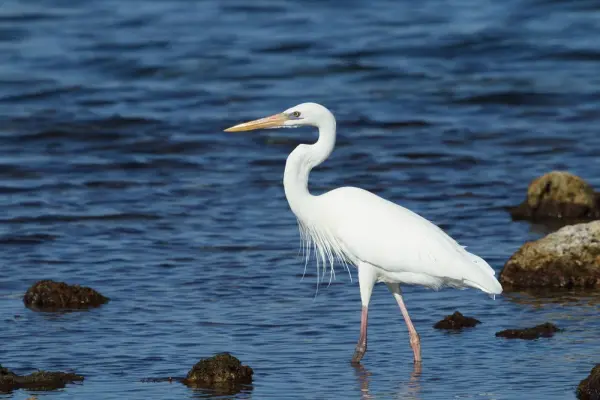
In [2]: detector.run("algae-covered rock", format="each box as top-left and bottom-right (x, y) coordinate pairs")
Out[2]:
(495, 322), (560, 340)
(141, 353), (253, 395)
(509, 171), (600, 221)
(433, 311), (481, 330)
(499, 221), (600, 290)
(577, 364), (600, 400)
(23, 280), (109, 311)
(0, 365), (84, 392)
(183, 353), (252, 392)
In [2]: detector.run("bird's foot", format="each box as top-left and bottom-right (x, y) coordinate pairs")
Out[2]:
(409, 334), (421, 363)
(351, 344), (366, 364)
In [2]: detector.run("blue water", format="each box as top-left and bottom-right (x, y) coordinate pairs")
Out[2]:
(1, 0), (599, 398)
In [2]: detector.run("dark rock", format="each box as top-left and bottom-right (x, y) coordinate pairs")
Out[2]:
(577, 364), (600, 400)
(182, 353), (252, 393)
(23, 280), (109, 311)
(499, 221), (600, 290)
(495, 322), (560, 340)
(0, 365), (84, 393)
(509, 171), (600, 221)
(433, 311), (481, 330)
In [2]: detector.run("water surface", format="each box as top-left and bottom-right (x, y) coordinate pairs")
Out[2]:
(1, 0), (599, 398)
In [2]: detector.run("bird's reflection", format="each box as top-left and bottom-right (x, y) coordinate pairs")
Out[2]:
(353, 362), (422, 400)
(352, 362), (373, 400)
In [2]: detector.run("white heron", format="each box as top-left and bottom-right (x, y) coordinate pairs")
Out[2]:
(225, 102), (502, 364)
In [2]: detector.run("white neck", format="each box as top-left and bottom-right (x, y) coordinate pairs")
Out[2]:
(283, 115), (336, 220)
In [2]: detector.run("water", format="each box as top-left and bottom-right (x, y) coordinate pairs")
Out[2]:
(1, 0), (599, 398)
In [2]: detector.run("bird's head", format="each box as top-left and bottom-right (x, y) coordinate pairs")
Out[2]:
(224, 102), (333, 132)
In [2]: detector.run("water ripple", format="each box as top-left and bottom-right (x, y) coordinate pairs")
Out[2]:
(0, 0), (598, 399)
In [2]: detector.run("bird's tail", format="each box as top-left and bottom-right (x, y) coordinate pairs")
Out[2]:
(463, 252), (503, 296)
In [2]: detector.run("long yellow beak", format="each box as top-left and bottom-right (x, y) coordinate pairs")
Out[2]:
(224, 113), (288, 132)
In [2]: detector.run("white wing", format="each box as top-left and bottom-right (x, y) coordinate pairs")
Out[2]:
(316, 187), (502, 294)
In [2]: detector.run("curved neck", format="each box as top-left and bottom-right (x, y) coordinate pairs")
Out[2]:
(283, 116), (336, 218)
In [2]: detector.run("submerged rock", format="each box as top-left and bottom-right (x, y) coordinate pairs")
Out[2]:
(0, 365), (84, 392)
(495, 322), (560, 340)
(509, 171), (600, 221)
(499, 221), (600, 290)
(141, 376), (181, 383)
(183, 353), (252, 392)
(23, 280), (109, 311)
(577, 364), (600, 400)
(433, 311), (481, 330)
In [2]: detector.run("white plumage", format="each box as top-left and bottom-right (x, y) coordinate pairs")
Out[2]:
(315, 186), (501, 293)
(225, 102), (502, 364)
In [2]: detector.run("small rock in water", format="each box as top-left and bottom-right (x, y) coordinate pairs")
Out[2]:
(0, 365), (84, 392)
(183, 353), (253, 393)
(23, 280), (109, 311)
(577, 364), (600, 400)
(495, 322), (560, 340)
(433, 311), (481, 330)
(499, 221), (600, 290)
(509, 171), (600, 221)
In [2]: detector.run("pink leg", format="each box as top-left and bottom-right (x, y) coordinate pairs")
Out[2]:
(352, 306), (368, 363)
(386, 283), (422, 363)
(352, 262), (377, 364)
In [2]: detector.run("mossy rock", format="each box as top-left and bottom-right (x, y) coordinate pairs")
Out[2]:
(495, 322), (560, 340)
(183, 353), (252, 392)
(433, 311), (481, 330)
(23, 280), (109, 311)
(0, 365), (83, 392)
(509, 171), (600, 221)
(577, 364), (600, 400)
(500, 221), (600, 290)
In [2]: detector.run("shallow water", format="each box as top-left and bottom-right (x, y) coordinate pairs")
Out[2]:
(1, 0), (599, 399)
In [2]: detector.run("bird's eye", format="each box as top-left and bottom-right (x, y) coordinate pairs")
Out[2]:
(291, 111), (301, 118)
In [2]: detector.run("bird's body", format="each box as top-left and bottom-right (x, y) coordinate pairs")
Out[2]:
(225, 102), (502, 364)
(307, 186), (500, 292)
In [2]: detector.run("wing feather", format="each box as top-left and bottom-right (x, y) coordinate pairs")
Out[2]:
(316, 187), (500, 293)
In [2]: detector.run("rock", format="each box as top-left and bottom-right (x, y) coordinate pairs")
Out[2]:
(499, 221), (600, 289)
(23, 280), (109, 311)
(140, 353), (253, 395)
(577, 364), (600, 400)
(433, 311), (481, 330)
(495, 322), (560, 340)
(183, 353), (253, 392)
(509, 171), (600, 221)
(0, 365), (84, 392)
